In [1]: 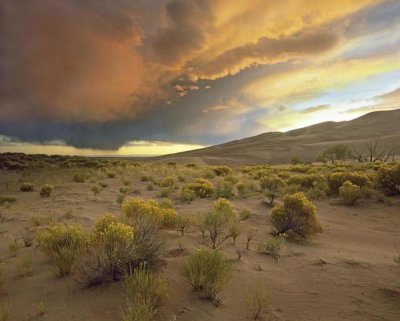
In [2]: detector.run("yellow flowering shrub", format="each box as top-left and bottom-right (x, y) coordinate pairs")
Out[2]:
(38, 223), (88, 276)
(122, 198), (177, 228)
(213, 198), (237, 219)
(159, 176), (176, 187)
(183, 178), (214, 198)
(339, 181), (361, 205)
(92, 216), (134, 248)
(270, 192), (322, 238)
(93, 213), (118, 235)
(37, 223), (88, 256)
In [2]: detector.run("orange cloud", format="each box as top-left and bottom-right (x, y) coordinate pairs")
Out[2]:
(195, 30), (340, 79)
(0, 0), (163, 122)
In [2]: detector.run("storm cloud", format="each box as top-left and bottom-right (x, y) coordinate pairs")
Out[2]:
(0, 0), (399, 153)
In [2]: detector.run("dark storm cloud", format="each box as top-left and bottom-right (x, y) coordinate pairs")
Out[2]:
(153, 0), (214, 65)
(0, 0), (166, 123)
(0, 64), (280, 149)
(0, 0), (398, 152)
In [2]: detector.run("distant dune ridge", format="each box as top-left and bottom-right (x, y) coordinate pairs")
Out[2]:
(156, 109), (400, 165)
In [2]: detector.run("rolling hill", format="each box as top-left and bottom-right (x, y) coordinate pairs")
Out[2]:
(154, 109), (400, 165)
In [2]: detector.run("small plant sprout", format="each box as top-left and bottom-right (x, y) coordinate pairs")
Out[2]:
(16, 256), (33, 278)
(22, 231), (34, 247)
(239, 209), (252, 221)
(257, 236), (285, 260)
(0, 302), (11, 321)
(244, 284), (270, 320)
(8, 240), (20, 257)
(184, 248), (232, 305)
(230, 224), (241, 245)
(91, 185), (102, 196)
(236, 249), (242, 261)
(40, 184), (54, 197)
(177, 238), (185, 250)
(31, 298), (47, 318)
(246, 230), (255, 250)
(176, 213), (191, 236)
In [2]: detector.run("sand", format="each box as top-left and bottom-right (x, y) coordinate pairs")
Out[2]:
(0, 166), (399, 321)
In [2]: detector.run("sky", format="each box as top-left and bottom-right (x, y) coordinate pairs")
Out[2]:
(0, 0), (399, 156)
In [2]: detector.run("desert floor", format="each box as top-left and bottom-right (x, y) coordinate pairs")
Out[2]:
(0, 166), (399, 321)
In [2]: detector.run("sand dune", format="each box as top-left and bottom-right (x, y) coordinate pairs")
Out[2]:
(156, 109), (400, 165)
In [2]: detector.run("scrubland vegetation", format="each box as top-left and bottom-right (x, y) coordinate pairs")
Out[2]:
(0, 153), (399, 320)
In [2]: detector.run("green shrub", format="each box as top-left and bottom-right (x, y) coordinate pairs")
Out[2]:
(202, 169), (216, 179)
(185, 163), (198, 169)
(306, 180), (328, 200)
(39, 184), (54, 197)
(327, 172), (370, 194)
(229, 224), (241, 245)
(244, 284), (269, 320)
(287, 174), (325, 189)
(214, 181), (234, 199)
(236, 181), (255, 198)
(16, 256), (33, 278)
(339, 181), (361, 205)
(22, 231), (34, 247)
(117, 194), (125, 207)
(121, 266), (168, 321)
(260, 176), (285, 206)
(98, 182), (108, 188)
(91, 186), (102, 195)
(107, 172), (116, 178)
(121, 303), (153, 321)
(202, 198), (238, 249)
(270, 193), (323, 238)
(289, 165), (311, 173)
(20, 182), (35, 192)
(224, 175), (239, 185)
(375, 163), (400, 196)
(8, 241), (20, 257)
(257, 236), (285, 259)
(239, 209), (252, 221)
(291, 157), (303, 165)
(159, 177), (176, 188)
(180, 188), (196, 202)
(0, 196), (16, 205)
(77, 215), (163, 287)
(0, 302), (10, 321)
(213, 166), (232, 176)
(182, 178), (214, 198)
(184, 248), (232, 303)
(176, 213), (192, 236)
(158, 199), (174, 209)
(159, 187), (174, 198)
(73, 173), (85, 183)
(52, 248), (77, 276)
(141, 175), (152, 182)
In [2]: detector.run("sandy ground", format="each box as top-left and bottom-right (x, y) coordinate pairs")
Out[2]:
(0, 167), (399, 321)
